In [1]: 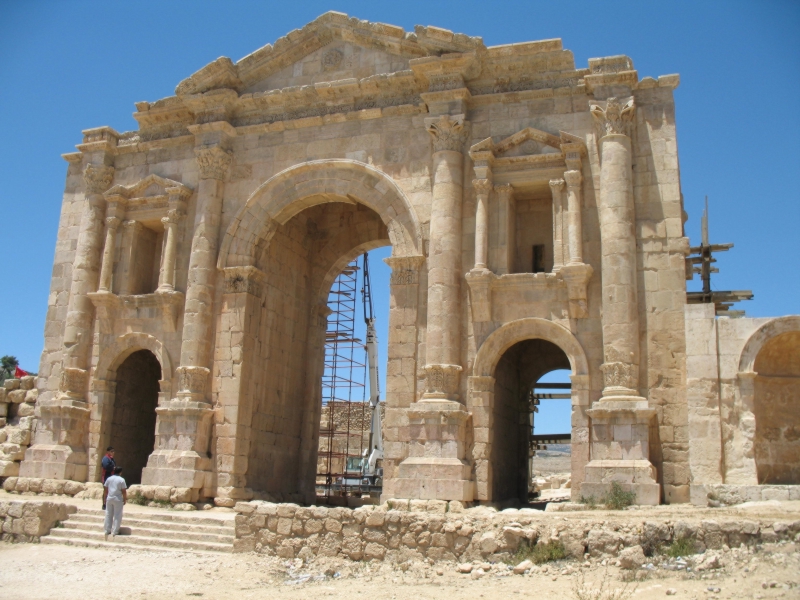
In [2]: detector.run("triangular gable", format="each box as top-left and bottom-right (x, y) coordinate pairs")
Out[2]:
(105, 174), (192, 200)
(175, 11), (483, 96)
(493, 127), (563, 155)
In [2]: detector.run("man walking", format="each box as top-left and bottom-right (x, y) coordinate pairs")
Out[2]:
(103, 466), (127, 541)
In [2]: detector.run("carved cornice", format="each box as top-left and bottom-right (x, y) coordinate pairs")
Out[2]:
(195, 145), (233, 180)
(590, 96), (635, 138)
(83, 164), (115, 195)
(425, 114), (469, 153)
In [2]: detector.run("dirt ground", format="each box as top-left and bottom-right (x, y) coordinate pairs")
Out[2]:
(1, 535), (798, 600)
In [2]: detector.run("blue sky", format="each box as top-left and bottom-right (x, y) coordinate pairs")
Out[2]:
(1, 1), (798, 433)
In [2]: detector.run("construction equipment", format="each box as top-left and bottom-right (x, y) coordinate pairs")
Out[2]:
(323, 253), (383, 497)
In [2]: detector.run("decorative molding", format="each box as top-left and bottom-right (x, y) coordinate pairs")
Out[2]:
(425, 114), (469, 153)
(472, 178), (493, 196)
(59, 367), (88, 401)
(105, 216), (122, 230)
(600, 361), (638, 392)
(564, 169), (582, 190)
(222, 265), (267, 297)
(195, 145), (233, 180)
(384, 255), (425, 285)
(83, 164), (115, 195)
(176, 366), (210, 402)
(321, 48), (344, 71)
(422, 364), (463, 399)
(590, 96), (635, 138)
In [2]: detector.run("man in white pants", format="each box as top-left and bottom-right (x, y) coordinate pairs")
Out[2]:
(103, 466), (127, 541)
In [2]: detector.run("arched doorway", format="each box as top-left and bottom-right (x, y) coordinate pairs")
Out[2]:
(214, 160), (422, 506)
(753, 330), (800, 484)
(491, 339), (570, 504)
(470, 317), (590, 505)
(108, 349), (161, 484)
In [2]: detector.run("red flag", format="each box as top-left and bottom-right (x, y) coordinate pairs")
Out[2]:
(14, 366), (28, 378)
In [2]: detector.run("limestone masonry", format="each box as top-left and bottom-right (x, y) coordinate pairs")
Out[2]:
(6, 12), (798, 509)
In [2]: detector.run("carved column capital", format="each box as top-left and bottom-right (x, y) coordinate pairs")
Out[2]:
(564, 170), (583, 190)
(493, 183), (514, 196)
(590, 96), (635, 138)
(384, 255), (426, 285)
(472, 178), (493, 196)
(549, 178), (565, 193)
(424, 114), (470, 153)
(105, 216), (122, 230)
(83, 164), (115, 195)
(161, 209), (185, 226)
(195, 145), (233, 180)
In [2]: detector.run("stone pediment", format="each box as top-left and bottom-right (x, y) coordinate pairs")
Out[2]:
(105, 174), (192, 201)
(175, 11), (483, 96)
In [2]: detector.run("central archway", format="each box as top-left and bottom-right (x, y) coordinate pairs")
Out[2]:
(212, 160), (423, 506)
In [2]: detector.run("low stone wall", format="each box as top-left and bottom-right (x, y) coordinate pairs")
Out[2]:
(2, 477), (104, 499)
(691, 484), (800, 506)
(0, 377), (37, 477)
(233, 499), (800, 563)
(0, 498), (76, 542)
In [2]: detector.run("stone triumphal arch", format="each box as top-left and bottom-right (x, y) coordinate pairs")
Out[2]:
(8, 12), (798, 507)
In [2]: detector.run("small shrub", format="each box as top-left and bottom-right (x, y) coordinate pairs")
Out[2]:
(665, 537), (695, 559)
(579, 495), (599, 509)
(53, 520), (63, 528)
(514, 539), (568, 565)
(128, 494), (147, 506)
(603, 482), (636, 510)
(572, 567), (637, 600)
(149, 499), (172, 508)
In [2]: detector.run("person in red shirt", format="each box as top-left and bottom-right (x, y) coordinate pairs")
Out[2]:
(101, 447), (116, 509)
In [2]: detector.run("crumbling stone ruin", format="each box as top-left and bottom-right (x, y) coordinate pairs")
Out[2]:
(7, 12), (798, 510)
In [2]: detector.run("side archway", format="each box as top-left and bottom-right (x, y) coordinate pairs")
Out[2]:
(88, 333), (171, 482)
(469, 318), (590, 503)
(218, 159), (423, 270)
(737, 316), (800, 485)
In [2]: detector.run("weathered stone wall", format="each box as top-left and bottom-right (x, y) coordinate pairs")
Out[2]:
(0, 377), (37, 478)
(0, 498), (77, 542)
(233, 500), (800, 562)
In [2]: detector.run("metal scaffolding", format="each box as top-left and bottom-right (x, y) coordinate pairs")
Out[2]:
(316, 258), (371, 497)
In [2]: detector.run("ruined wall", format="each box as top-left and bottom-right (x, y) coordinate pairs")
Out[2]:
(685, 305), (800, 504)
(233, 499), (800, 562)
(0, 377), (37, 478)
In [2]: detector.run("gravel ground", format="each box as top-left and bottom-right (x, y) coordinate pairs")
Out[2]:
(1, 534), (798, 600)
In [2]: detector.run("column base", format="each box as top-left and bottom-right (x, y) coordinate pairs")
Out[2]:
(386, 400), (474, 502)
(141, 399), (214, 492)
(19, 445), (88, 481)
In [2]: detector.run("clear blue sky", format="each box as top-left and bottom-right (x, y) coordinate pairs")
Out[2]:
(1, 0), (798, 436)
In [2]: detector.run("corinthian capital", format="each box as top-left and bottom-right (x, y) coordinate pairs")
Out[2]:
(425, 114), (470, 153)
(83, 164), (115, 195)
(472, 178), (493, 196)
(195, 145), (233, 180)
(590, 96), (635, 138)
(564, 170), (583, 190)
(549, 178), (565, 193)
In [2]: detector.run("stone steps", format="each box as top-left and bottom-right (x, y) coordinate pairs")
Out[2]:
(42, 507), (235, 553)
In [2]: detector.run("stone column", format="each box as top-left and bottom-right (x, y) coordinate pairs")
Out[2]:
(141, 142), (232, 498)
(421, 114), (469, 402)
(550, 178), (566, 272)
(493, 184), (515, 275)
(582, 97), (659, 505)
(564, 170), (584, 265)
(390, 115), (473, 502)
(157, 208), (183, 292)
(20, 163), (114, 482)
(472, 178), (492, 270)
(97, 215), (121, 293)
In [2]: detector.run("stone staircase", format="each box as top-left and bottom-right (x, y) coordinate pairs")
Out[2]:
(42, 507), (235, 553)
